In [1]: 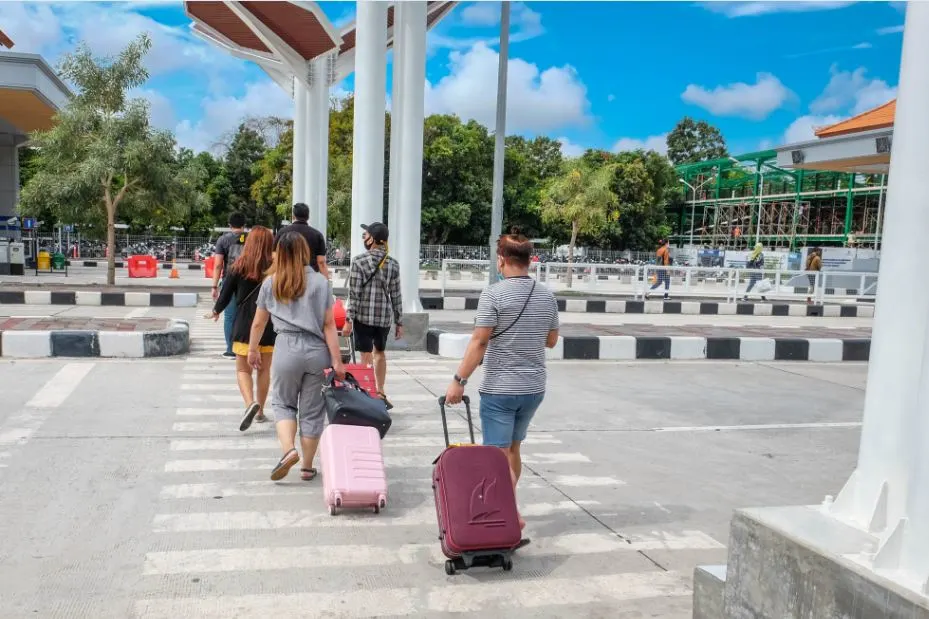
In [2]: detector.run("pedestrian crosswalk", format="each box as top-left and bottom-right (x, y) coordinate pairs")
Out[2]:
(131, 302), (719, 617)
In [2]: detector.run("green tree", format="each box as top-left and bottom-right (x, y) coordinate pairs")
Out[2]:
(503, 135), (563, 239)
(224, 123), (267, 226)
(251, 123), (294, 223)
(19, 34), (203, 284)
(541, 160), (618, 286)
(666, 117), (728, 165)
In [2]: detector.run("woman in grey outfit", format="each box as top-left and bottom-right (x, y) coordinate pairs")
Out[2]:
(248, 232), (345, 482)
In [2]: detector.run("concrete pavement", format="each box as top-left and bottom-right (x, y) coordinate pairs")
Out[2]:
(0, 300), (867, 617)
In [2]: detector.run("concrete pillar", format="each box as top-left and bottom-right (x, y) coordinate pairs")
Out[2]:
(305, 78), (320, 225)
(831, 0), (929, 550)
(394, 1), (427, 315)
(292, 78), (308, 207)
(313, 56), (331, 241)
(350, 0), (388, 260)
(387, 2), (405, 246)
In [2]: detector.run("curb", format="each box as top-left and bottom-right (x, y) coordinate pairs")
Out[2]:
(0, 290), (199, 307)
(426, 329), (871, 362)
(0, 319), (190, 358)
(420, 296), (874, 317)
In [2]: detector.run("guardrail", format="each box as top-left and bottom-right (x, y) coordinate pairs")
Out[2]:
(440, 259), (878, 304)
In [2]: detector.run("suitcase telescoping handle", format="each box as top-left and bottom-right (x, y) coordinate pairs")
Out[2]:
(437, 395), (475, 448)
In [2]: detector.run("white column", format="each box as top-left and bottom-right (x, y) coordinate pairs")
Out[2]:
(350, 0), (388, 260)
(395, 1), (427, 314)
(305, 75), (320, 225)
(314, 56), (331, 241)
(830, 0), (929, 544)
(387, 2), (406, 246)
(292, 78), (308, 207)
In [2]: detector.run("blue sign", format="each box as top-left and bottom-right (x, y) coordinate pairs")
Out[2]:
(63, 224), (74, 233)
(22, 217), (36, 230)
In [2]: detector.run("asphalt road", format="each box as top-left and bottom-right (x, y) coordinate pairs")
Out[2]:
(0, 302), (868, 618)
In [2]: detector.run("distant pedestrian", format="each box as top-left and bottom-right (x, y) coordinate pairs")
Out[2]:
(212, 212), (248, 358)
(344, 222), (403, 410)
(211, 226), (276, 431)
(806, 247), (823, 304)
(274, 202), (329, 279)
(248, 232), (344, 482)
(647, 238), (672, 300)
(444, 232), (560, 532)
(744, 242), (767, 302)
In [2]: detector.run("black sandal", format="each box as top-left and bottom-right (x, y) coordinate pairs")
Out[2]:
(300, 468), (317, 481)
(270, 449), (299, 481)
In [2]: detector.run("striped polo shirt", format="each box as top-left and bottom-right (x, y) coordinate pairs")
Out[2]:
(475, 276), (559, 396)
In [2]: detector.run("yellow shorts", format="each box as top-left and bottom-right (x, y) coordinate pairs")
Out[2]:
(232, 342), (274, 356)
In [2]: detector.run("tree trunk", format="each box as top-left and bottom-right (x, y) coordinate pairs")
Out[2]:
(567, 219), (578, 289)
(106, 201), (116, 286)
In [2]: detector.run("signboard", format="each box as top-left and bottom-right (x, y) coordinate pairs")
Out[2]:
(21, 217), (35, 230)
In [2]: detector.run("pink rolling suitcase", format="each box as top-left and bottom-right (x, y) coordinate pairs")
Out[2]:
(320, 423), (388, 516)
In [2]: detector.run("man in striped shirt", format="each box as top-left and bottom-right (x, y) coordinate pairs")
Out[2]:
(445, 233), (559, 529)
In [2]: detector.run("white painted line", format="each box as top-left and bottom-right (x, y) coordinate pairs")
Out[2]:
(168, 434), (560, 452)
(522, 452), (591, 464)
(175, 408), (243, 417)
(124, 307), (150, 319)
(172, 422), (255, 432)
(386, 393), (438, 402)
(25, 363), (95, 408)
(142, 530), (719, 575)
(152, 501), (596, 532)
(551, 475), (625, 487)
(134, 571), (688, 617)
(179, 395), (244, 403)
(180, 374), (232, 382)
(653, 421), (862, 433)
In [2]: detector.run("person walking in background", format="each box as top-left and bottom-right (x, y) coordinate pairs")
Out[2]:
(212, 212), (248, 358)
(646, 238), (672, 300)
(211, 226), (276, 431)
(444, 232), (560, 532)
(744, 242), (767, 302)
(247, 232), (344, 482)
(343, 222), (403, 410)
(806, 246), (823, 304)
(274, 202), (329, 279)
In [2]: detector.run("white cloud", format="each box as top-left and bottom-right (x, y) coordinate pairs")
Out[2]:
(810, 65), (896, 115)
(612, 134), (668, 155)
(459, 2), (500, 27)
(136, 88), (176, 130)
(853, 42), (873, 49)
(681, 73), (793, 120)
(434, 2), (544, 49)
(424, 42), (591, 134)
(783, 114), (843, 144)
(877, 24), (904, 35)
(557, 137), (586, 158)
(702, 1), (854, 17)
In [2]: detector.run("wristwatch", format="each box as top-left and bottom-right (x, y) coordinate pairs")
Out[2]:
(453, 374), (468, 386)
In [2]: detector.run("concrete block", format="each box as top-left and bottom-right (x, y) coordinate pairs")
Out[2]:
(50, 331), (100, 357)
(598, 336), (636, 360)
(99, 331), (145, 357)
(824, 304), (842, 317)
(670, 336), (707, 360)
(124, 292), (150, 306)
(24, 291), (51, 305)
(389, 312), (429, 351)
(143, 320), (189, 357)
(681, 301), (701, 315)
(693, 565), (726, 619)
(753, 303), (773, 316)
(565, 299), (586, 313)
(788, 303), (808, 317)
(739, 337), (776, 361)
(859, 304), (875, 318)
(808, 338), (843, 362)
(426, 329), (441, 355)
(717, 302), (738, 315)
(644, 301), (663, 314)
(172, 293), (198, 308)
(437, 333), (469, 359)
(443, 296), (466, 311)
(75, 291), (102, 306)
(545, 336), (564, 360)
(1, 331), (51, 357)
(0, 291), (25, 304)
(605, 300), (626, 314)
(563, 337), (599, 360)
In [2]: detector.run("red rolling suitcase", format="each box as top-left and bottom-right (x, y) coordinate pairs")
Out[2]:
(331, 332), (378, 398)
(432, 396), (523, 575)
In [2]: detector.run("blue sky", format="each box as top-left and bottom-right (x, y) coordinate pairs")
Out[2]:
(0, 1), (906, 157)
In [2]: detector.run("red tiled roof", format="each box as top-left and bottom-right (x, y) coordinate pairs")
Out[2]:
(815, 100), (896, 138)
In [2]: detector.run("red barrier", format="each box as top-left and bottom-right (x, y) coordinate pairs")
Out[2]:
(334, 298), (346, 331)
(127, 255), (158, 278)
(204, 258), (215, 279)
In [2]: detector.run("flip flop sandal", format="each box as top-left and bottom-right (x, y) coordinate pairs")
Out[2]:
(239, 402), (261, 432)
(300, 468), (317, 481)
(379, 392), (394, 411)
(270, 449), (299, 481)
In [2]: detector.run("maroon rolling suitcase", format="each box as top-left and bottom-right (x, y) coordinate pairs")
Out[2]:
(432, 396), (523, 575)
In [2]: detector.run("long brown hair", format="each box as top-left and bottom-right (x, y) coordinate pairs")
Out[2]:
(231, 226), (273, 282)
(267, 231), (310, 303)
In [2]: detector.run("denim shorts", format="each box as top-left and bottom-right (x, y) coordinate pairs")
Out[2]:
(479, 392), (545, 448)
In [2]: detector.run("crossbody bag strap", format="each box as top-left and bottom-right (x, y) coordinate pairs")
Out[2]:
(236, 280), (261, 309)
(490, 280), (536, 341)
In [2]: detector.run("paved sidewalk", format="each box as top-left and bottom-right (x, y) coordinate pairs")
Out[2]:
(0, 316), (170, 331)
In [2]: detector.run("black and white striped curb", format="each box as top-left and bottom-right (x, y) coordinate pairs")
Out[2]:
(0, 319), (190, 358)
(426, 329), (871, 362)
(420, 296), (874, 317)
(0, 290), (198, 307)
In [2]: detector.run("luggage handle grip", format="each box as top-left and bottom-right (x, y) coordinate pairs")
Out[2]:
(438, 396), (474, 448)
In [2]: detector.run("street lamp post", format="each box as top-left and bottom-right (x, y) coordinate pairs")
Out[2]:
(487, 1), (510, 285)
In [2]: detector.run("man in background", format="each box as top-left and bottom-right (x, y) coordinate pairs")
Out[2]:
(274, 202), (329, 279)
(646, 238), (672, 301)
(212, 212), (247, 358)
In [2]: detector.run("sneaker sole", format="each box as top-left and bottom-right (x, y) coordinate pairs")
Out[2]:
(239, 403), (261, 432)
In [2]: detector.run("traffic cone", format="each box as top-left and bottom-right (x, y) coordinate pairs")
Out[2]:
(169, 259), (179, 279)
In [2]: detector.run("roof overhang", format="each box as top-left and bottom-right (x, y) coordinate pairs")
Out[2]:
(775, 126), (893, 175)
(0, 52), (72, 137)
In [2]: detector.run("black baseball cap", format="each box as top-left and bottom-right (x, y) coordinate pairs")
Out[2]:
(361, 222), (389, 243)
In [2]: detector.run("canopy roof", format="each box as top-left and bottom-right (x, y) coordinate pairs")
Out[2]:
(815, 100), (895, 139)
(0, 52), (72, 138)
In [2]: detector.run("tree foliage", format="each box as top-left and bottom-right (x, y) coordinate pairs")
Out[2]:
(666, 117), (728, 165)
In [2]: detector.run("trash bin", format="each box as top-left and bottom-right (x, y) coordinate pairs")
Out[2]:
(0, 240), (9, 275)
(9, 242), (23, 275)
(37, 250), (50, 270)
(52, 252), (66, 270)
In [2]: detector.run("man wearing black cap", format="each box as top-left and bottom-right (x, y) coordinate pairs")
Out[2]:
(344, 222), (403, 409)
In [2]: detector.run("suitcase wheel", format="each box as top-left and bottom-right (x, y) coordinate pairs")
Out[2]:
(378, 496), (387, 509)
(373, 504), (380, 514)
(334, 495), (342, 508)
(444, 560), (457, 576)
(328, 504), (337, 516)
(502, 558), (513, 571)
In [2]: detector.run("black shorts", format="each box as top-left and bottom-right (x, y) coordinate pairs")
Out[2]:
(353, 322), (390, 353)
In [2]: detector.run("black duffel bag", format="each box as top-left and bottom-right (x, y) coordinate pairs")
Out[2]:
(323, 372), (392, 438)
